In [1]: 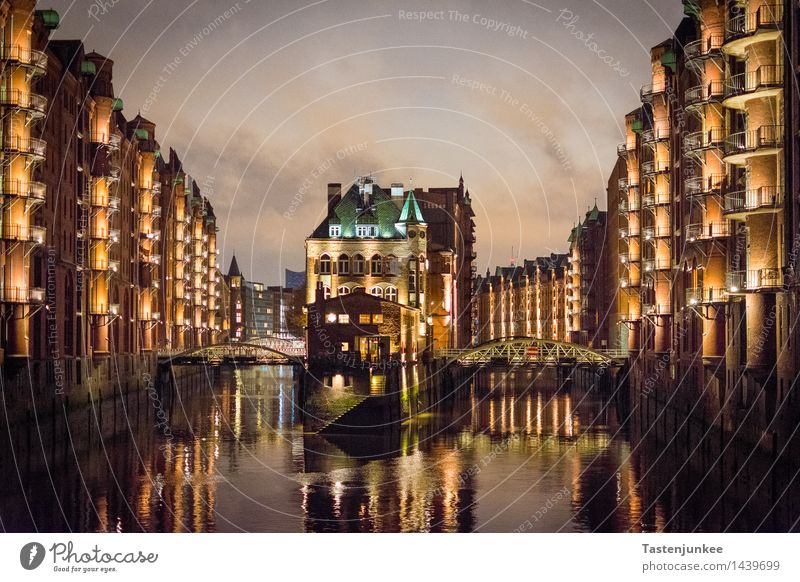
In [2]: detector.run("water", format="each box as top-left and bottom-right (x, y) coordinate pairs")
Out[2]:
(1, 365), (798, 532)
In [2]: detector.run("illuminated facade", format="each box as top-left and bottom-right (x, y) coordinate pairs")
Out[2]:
(0, 3), (225, 394)
(473, 254), (570, 345)
(613, 0), (798, 444)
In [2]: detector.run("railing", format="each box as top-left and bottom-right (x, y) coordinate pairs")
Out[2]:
(640, 81), (667, 101)
(2, 135), (47, 159)
(724, 125), (783, 157)
(747, 268), (782, 290)
(642, 193), (670, 208)
(685, 174), (726, 198)
(685, 221), (730, 241)
(642, 303), (671, 316)
(1, 180), (46, 202)
(642, 125), (670, 144)
(619, 227), (641, 239)
(725, 4), (783, 41)
(109, 228), (120, 243)
(0, 89), (48, 116)
(684, 80), (725, 107)
(618, 177), (628, 190)
(0, 45), (48, 74)
(725, 66), (783, 99)
(642, 258), (671, 272)
(642, 225), (671, 239)
(0, 223), (45, 243)
(620, 276), (640, 289)
(724, 186), (783, 214)
(683, 127), (725, 154)
(642, 159), (670, 176)
(152, 205), (162, 218)
(684, 34), (724, 61)
(617, 143), (628, 158)
(0, 286), (45, 303)
(686, 287), (727, 305)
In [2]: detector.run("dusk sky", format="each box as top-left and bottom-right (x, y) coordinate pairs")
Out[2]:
(48, 0), (684, 285)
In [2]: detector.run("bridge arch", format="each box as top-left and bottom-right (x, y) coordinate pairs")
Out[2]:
(439, 337), (617, 366)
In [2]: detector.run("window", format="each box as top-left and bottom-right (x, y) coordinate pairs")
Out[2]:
(372, 314), (383, 324)
(371, 254), (382, 274)
(356, 226), (368, 237)
(370, 286), (384, 298)
(320, 254), (331, 274)
(338, 285), (350, 295)
(338, 254), (349, 274)
(341, 342), (349, 352)
(385, 286), (398, 302)
(386, 255), (399, 275)
(338, 313), (350, 324)
(329, 225), (341, 237)
(359, 314), (371, 324)
(353, 254), (365, 275)
(323, 286), (331, 299)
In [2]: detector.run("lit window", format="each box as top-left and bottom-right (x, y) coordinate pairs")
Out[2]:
(359, 314), (371, 324)
(370, 286), (383, 298)
(341, 342), (349, 352)
(329, 225), (341, 237)
(338, 285), (350, 295)
(385, 286), (398, 302)
(323, 286), (331, 299)
(320, 254), (331, 274)
(338, 314), (350, 324)
(356, 226), (368, 237)
(352, 254), (365, 275)
(371, 254), (382, 274)
(372, 314), (383, 324)
(338, 254), (349, 274)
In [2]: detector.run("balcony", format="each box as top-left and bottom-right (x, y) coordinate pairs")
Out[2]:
(0, 89), (48, 119)
(618, 177), (628, 191)
(619, 227), (640, 239)
(152, 205), (162, 218)
(723, 125), (783, 164)
(619, 276), (640, 289)
(619, 252), (640, 265)
(724, 186), (783, 219)
(0, 223), (45, 244)
(686, 286), (727, 305)
(640, 81), (667, 102)
(642, 303), (671, 316)
(683, 127), (724, 155)
(0, 286), (45, 303)
(90, 132), (122, 150)
(642, 159), (670, 177)
(642, 125), (670, 145)
(0, 45), (48, 76)
(109, 228), (120, 243)
(727, 269), (783, 292)
(685, 174), (725, 200)
(642, 225), (670, 240)
(2, 135), (46, 162)
(684, 80), (725, 109)
(109, 259), (120, 273)
(642, 193), (670, 209)
(724, 66), (783, 109)
(684, 34), (724, 64)
(685, 221), (730, 242)
(642, 258), (671, 273)
(1, 180), (46, 203)
(617, 143), (628, 158)
(724, 4), (783, 56)
(152, 182), (162, 194)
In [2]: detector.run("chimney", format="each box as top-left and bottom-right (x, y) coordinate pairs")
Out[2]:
(327, 183), (341, 213)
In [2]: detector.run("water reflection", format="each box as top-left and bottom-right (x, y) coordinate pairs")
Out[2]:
(0, 365), (798, 532)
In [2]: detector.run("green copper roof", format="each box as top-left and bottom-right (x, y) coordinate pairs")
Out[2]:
(399, 190), (424, 224)
(36, 9), (60, 29)
(135, 128), (149, 140)
(80, 60), (96, 75)
(587, 203), (600, 222)
(112, 98), (124, 111)
(661, 50), (677, 73)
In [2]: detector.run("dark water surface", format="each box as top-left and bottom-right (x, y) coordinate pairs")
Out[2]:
(1, 365), (797, 532)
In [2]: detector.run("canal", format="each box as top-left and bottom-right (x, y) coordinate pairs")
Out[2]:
(1, 365), (798, 532)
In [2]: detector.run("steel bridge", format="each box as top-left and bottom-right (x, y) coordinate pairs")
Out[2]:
(159, 336), (306, 365)
(435, 337), (627, 367)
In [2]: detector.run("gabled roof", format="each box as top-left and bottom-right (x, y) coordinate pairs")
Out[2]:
(399, 190), (425, 225)
(227, 255), (242, 278)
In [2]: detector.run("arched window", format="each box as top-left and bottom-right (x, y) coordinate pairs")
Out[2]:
(338, 285), (350, 296)
(338, 254), (349, 275)
(371, 254), (382, 275)
(370, 286), (384, 298)
(323, 286), (331, 299)
(352, 254), (365, 275)
(320, 254), (331, 274)
(385, 286), (398, 302)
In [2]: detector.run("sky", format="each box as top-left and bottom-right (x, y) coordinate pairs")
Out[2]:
(47, 0), (685, 285)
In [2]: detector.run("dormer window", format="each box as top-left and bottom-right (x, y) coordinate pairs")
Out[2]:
(329, 225), (341, 237)
(356, 225), (378, 238)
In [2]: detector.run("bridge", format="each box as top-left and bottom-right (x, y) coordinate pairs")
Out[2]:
(158, 335), (306, 365)
(435, 337), (627, 367)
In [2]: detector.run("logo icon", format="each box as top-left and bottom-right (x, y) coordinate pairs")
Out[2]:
(20, 542), (46, 570)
